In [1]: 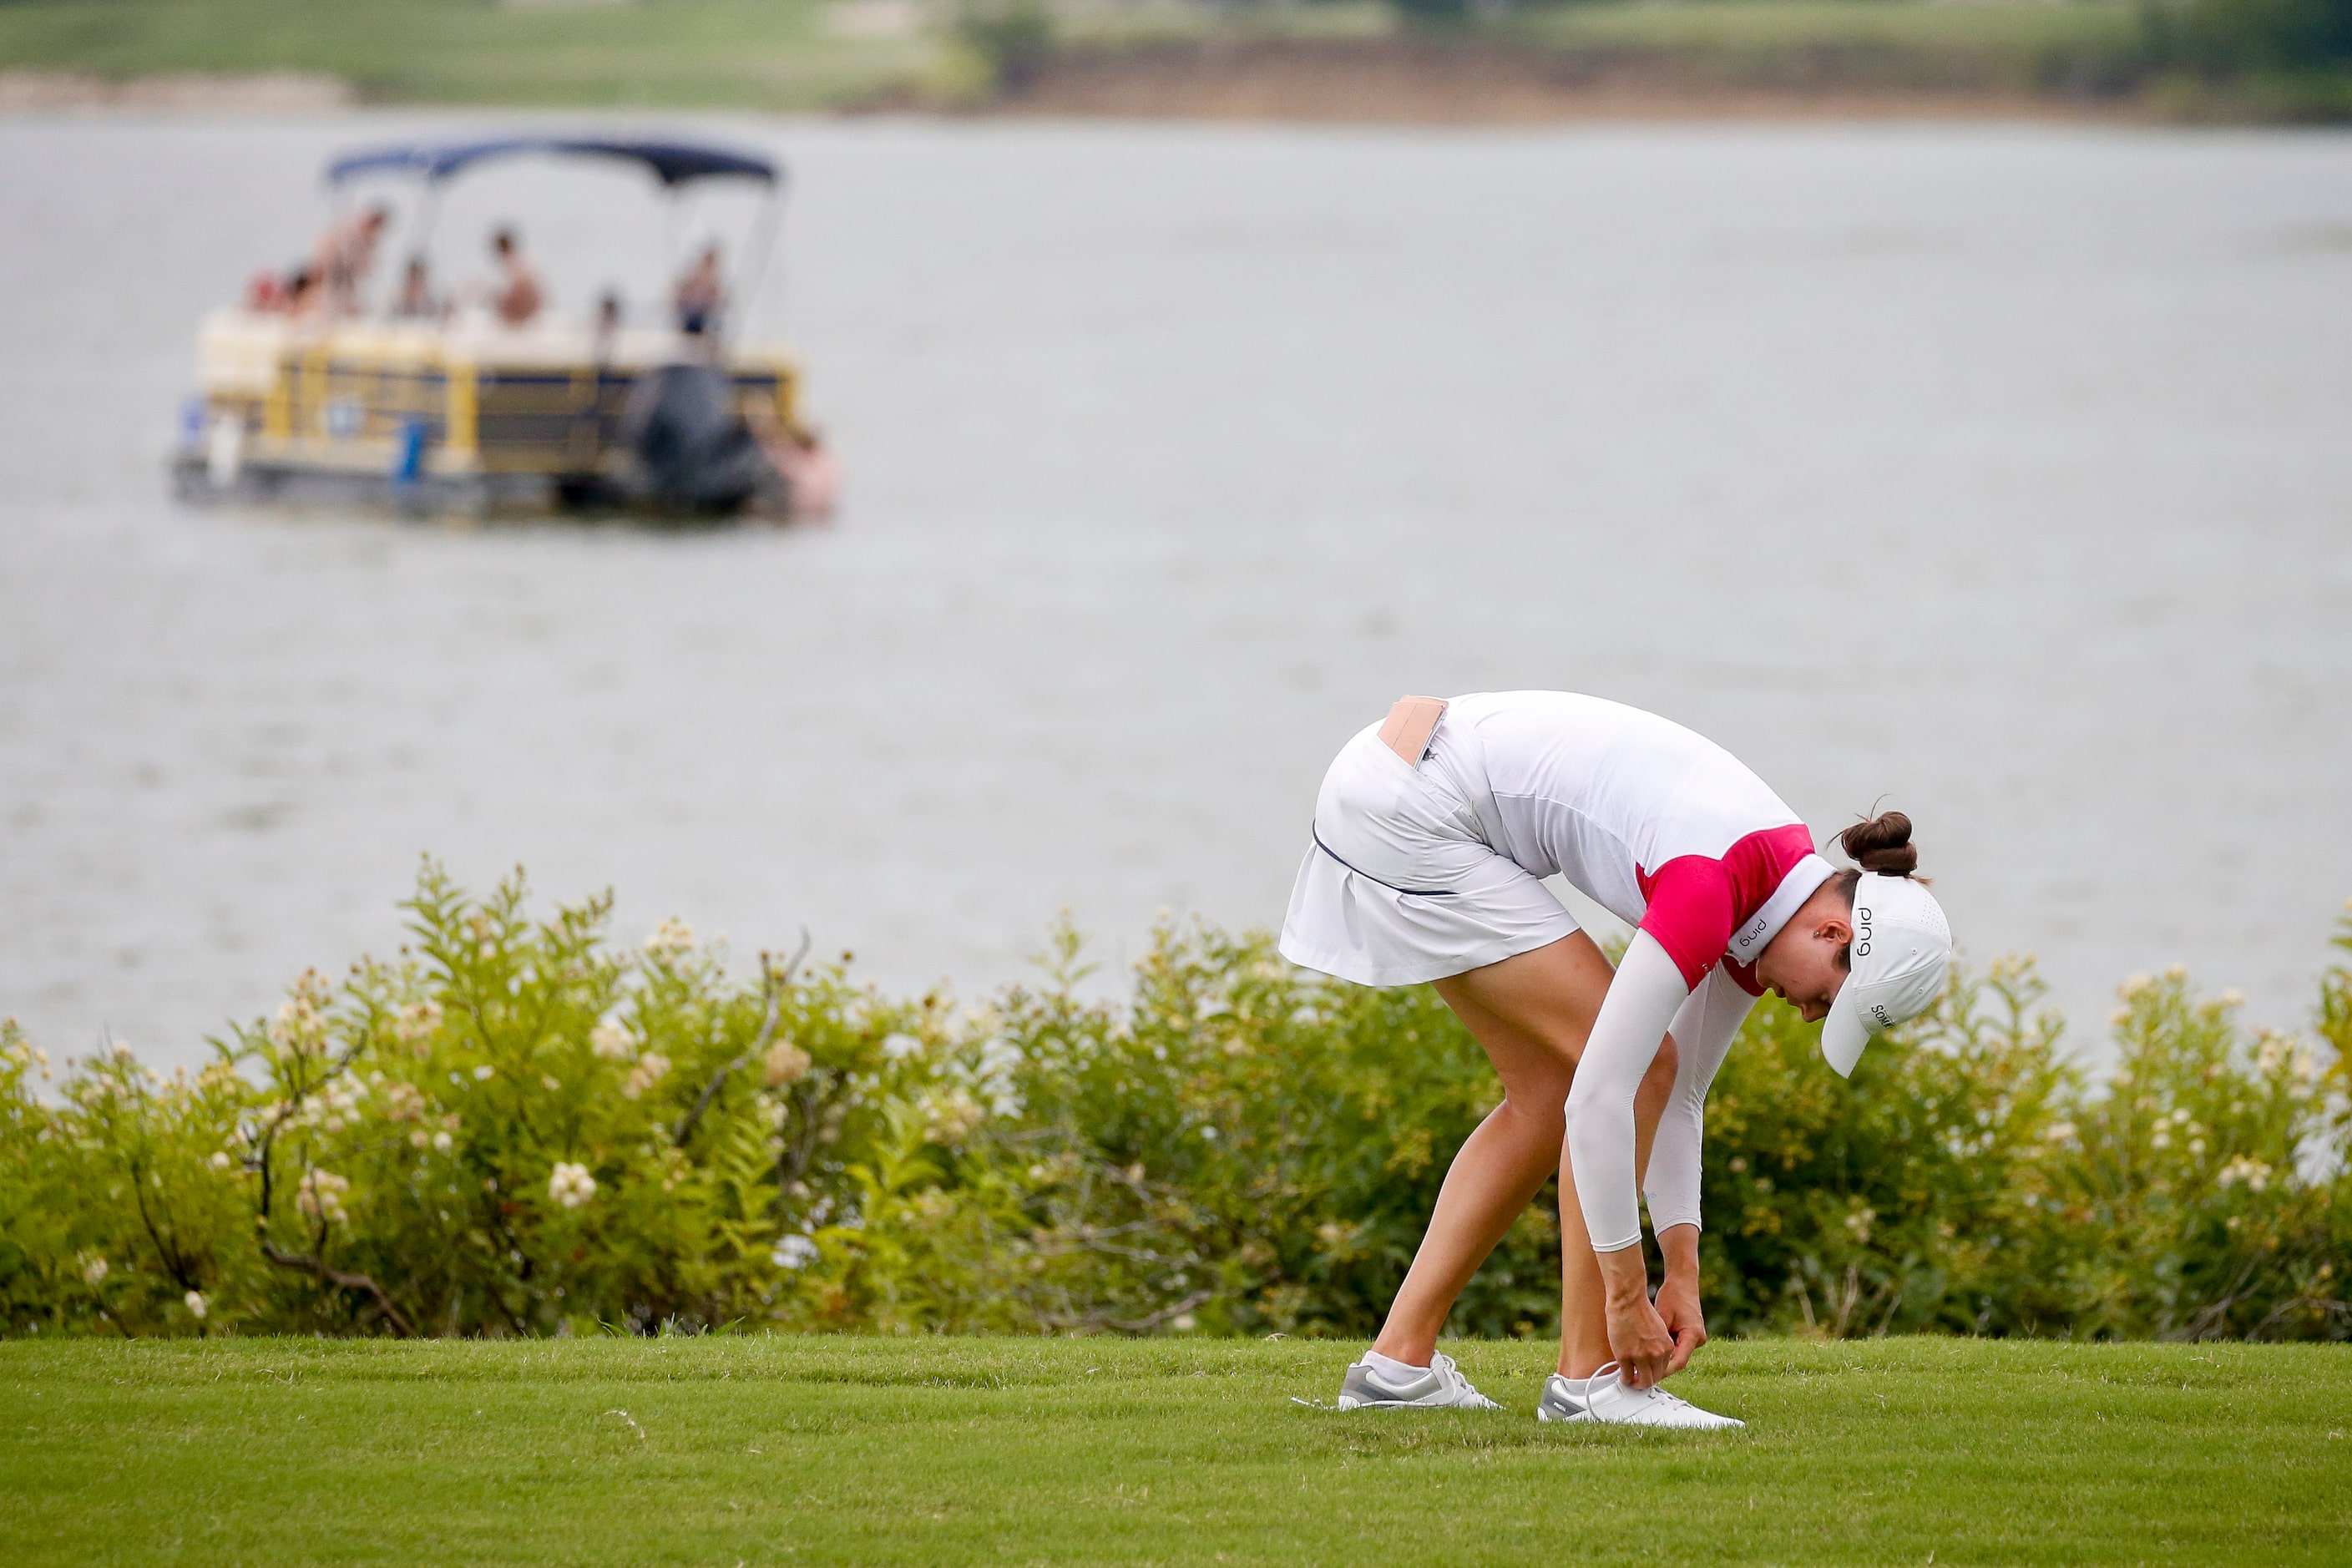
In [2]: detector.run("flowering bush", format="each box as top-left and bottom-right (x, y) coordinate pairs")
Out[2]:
(1697, 949), (2349, 1339)
(2, 869), (2346, 1343)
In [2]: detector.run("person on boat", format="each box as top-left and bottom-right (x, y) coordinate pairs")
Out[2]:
(313, 205), (389, 316)
(673, 244), (725, 339)
(282, 266), (323, 321)
(746, 407), (841, 524)
(487, 226), (544, 327)
(1280, 691), (1951, 1429)
(243, 268), (288, 313)
(389, 255), (441, 321)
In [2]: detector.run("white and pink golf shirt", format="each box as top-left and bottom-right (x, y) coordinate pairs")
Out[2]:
(1426, 691), (1832, 995)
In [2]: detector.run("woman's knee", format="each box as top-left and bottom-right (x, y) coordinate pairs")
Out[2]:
(1495, 1079), (1572, 1138)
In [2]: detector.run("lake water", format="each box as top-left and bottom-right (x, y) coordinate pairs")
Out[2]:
(2, 114), (2349, 1073)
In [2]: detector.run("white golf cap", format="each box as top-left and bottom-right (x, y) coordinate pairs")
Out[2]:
(1819, 873), (1952, 1078)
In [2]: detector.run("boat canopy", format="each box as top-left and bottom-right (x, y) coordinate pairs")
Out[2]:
(326, 136), (780, 190)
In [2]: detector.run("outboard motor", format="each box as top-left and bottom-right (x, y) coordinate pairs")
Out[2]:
(618, 363), (774, 514)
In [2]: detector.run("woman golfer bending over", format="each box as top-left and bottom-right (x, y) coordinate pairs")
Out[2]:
(1280, 691), (1951, 1429)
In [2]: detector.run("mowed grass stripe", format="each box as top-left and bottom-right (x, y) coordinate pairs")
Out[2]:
(3, 1338), (2347, 1565)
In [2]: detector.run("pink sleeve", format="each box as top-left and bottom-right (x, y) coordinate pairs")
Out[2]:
(1636, 856), (1737, 991)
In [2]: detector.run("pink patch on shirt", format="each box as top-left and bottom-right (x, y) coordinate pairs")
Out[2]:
(1635, 823), (1818, 992)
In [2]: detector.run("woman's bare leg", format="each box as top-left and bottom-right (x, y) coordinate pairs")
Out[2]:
(1554, 1068), (1672, 1378)
(1369, 932), (1677, 1372)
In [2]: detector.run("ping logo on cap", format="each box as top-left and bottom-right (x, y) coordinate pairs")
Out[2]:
(1823, 874), (1954, 1077)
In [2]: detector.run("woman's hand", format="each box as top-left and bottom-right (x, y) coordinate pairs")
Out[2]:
(1596, 1246), (1673, 1388)
(1653, 1273), (1707, 1378)
(1653, 1224), (1707, 1378)
(1606, 1292), (1675, 1388)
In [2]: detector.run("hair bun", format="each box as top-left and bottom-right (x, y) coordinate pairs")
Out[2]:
(1839, 810), (1919, 876)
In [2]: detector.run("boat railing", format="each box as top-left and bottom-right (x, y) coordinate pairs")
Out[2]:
(193, 309), (802, 478)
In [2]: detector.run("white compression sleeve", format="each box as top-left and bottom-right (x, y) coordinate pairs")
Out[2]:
(1640, 965), (1756, 1237)
(1564, 931), (1692, 1254)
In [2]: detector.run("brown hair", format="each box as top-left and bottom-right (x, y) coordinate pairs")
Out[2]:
(1825, 815), (1923, 971)
(1837, 810), (1920, 877)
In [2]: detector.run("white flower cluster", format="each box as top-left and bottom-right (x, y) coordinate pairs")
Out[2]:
(621, 1052), (671, 1100)
(296, 1169), (352, 1226)
(2253, 1034), (2321, 1098)
(184, 1290), (208, 1322)
(549, 1161), (598, 1209)
(591, 1020), (635, 1061)
(974, 1038), (1024, 1115)
(2150, 1106), (2200, 1151)
(907, 1024), (1024, 1149)
(2216, 1156), (2274, 1193)
(79, 1253), (109, 1287)
(268, 971), (336, 1055)
(762, 1038), (812, 1088)
(391, 999), (443, 1053)
(291, 1080), (368, 1134)
(407, 1113), (458, 1153)
(3, 1024), (51, 1079)
(918, 1086), (986, 1146)
(642, 918), (696, 960)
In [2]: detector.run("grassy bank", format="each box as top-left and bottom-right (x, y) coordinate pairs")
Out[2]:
(5, 1336), (2349, 1564)
(2, 0), (2346, 120)
(1520, 0), (2146, 94)
(0, 0), (921, 109)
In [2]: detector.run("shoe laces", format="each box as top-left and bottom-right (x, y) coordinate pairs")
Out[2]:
(1428, 1352), (1500, 1408)
(1592, 1363), (1692, 1411)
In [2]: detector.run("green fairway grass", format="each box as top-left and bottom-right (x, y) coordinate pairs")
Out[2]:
(4, 1337), (2347, 1564)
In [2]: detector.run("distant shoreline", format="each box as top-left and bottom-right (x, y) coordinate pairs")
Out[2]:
(881, 40), (2148, 125)
(0, 71), (356, 117)
(3, 43), (2331, 129)
(2, 0), (2344, 126)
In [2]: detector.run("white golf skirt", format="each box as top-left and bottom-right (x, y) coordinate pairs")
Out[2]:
(1278, 722), (1580, 988)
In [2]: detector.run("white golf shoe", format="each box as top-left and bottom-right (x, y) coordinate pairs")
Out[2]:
(1538, 1362), (1744, 1430)
(1333, 1351), (1502, 1410)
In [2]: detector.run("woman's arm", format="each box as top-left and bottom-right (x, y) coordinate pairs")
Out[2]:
(1641, 965), (1755, 1375)
(1563, 931), (1692, 1254)
(1562, 931), (1691, 1385)
(1641, 965), (1756, 1237)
